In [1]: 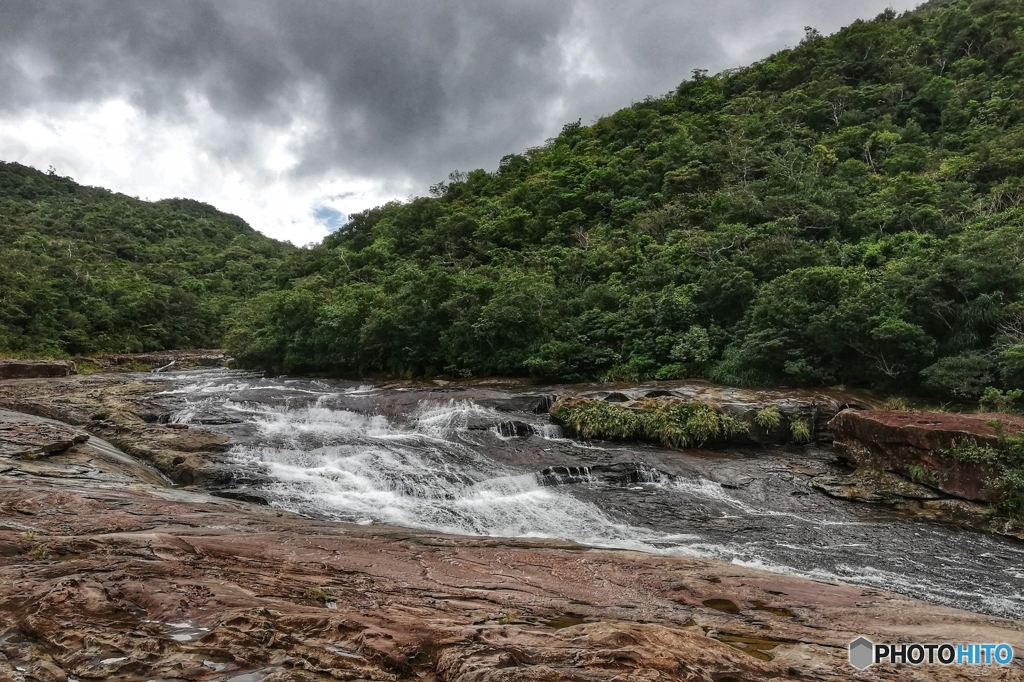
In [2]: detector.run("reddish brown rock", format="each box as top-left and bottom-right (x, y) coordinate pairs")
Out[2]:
(0, 373), (172, 425)
(2, 479), (1022, 682)
(829, 410), (1024, 503)
(0, 359), (76, 380)
(0, 410), (88, 458)
(0, 375), (231, 484)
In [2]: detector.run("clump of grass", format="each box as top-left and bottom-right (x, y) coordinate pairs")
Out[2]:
(74, 360), (102, 375)
(29, 545), (50, 560)
(753, 406), (782, 430)
(789, 417), (812, 443)
(937, 440), (1002, 465)
(905, 463), (939, 485)
(551, 398), (747, 448)
(552, 400), (643, 440)
(882, 396), (911, 411)
(497, 605), (519, 625)
(303, 587), (330, 603)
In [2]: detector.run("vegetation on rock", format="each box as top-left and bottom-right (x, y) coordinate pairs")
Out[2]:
(789, 417), (813, 443)
(220, 0), (1024, 400)
(0, 162), (293, 356)
(754, 406), (783, 429)
(550, 398), (748, 448)
(938, 418), (1024, 514)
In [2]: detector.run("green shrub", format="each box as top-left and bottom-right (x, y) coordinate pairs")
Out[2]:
(998, 467), (1024, 516)
(789, 417), (811, 443)
(920, 353), (995, 400)
(979, 387), (1024, 414)
(753, 406), (782, 429)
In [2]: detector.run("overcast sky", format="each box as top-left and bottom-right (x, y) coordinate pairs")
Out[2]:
(0, 1), (920, 245)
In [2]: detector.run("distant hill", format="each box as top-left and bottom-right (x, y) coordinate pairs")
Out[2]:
(225, 0), (1024, 401)
(0, 162), (294, 356)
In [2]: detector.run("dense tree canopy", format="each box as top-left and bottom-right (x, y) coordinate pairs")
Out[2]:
(0, 162), (292, 355)
(225, 0), (1024, 399)
(6, 0), (1024, 401)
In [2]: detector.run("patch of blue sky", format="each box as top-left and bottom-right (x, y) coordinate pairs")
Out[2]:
(314, 206), (347, 232)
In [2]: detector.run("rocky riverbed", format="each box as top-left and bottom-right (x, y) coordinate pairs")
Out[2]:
(1, 369), (1023, 681)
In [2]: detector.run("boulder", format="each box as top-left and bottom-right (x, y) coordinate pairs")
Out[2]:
(829, 410), (1024, 503)
(0, 360), (76, 380)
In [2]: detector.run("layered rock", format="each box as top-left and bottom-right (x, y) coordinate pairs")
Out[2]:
(0, 410), (88, 458)
(0, 374), (229, 485)
(76, 349), (227, 372)
(829, 410), (1024, 503)
(0, 359), (76, 380)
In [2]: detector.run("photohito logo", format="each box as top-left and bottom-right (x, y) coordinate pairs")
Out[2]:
(849, 637), (1014, 670)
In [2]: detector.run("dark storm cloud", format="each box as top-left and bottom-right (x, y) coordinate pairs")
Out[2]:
(0, 0), (920, 191)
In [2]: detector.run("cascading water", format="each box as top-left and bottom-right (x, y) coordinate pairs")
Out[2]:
(215, 396), (673, 548)
(157, 370), (1024, 621)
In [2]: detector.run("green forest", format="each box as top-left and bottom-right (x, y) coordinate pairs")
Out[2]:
(0, 162), (292, 355)
(223, 0), (1024, 401)
(5, 0), (1024, 402)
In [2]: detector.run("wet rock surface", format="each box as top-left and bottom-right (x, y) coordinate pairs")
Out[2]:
(75, 349), (228, 372)
(811, 468), (946, 503)
(0, 374), (231, 485)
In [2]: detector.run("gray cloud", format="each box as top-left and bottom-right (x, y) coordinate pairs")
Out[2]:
(0, 0), (921, 235)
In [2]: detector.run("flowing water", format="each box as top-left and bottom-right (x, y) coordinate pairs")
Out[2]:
(157, 369), (1024, 621)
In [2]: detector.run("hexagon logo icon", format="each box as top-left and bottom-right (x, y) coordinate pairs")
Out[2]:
(849, 637), (874, 670)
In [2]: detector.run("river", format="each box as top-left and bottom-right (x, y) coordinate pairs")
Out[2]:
(157, 369), (1024, 621)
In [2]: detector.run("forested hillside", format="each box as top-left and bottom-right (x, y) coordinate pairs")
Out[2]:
(224, 0), (1024, 400)
(0, 162), (293, 355)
